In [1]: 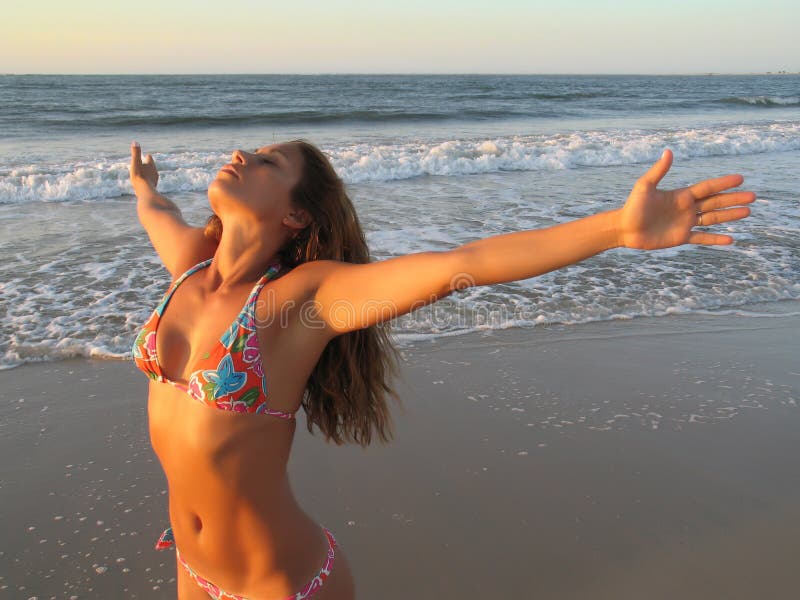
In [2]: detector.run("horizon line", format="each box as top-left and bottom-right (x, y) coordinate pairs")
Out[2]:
(1, 71), (799, 77)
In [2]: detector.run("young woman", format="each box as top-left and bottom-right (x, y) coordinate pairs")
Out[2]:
(129, 140), (753, 600)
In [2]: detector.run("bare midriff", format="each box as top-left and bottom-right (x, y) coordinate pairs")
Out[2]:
(148, 380), (331, 598)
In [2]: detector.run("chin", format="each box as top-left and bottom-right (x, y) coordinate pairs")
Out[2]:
(207, 179), (230, 207)
(207, 183), (260, 221)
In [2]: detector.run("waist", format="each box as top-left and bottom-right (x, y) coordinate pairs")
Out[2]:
(168, 483), (329, 596)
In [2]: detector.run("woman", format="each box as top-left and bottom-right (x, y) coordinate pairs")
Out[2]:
(129, 140), (753, 599)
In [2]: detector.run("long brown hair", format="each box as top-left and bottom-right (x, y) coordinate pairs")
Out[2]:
(205, 140), (400, 446)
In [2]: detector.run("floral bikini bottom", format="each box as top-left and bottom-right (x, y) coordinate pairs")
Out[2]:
(155, 526), (338, 600)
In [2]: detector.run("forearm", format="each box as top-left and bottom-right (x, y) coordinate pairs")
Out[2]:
(311, 208), (625, 333)
(453, 209), (622, 287)
(134, 182), (181, 217)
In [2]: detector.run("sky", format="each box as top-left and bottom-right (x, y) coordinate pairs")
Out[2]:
(2, 0), (798, 75)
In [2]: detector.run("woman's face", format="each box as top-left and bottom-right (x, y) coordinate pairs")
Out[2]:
(208, 142), (304, 224)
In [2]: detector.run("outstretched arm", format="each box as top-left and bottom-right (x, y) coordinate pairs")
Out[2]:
(305, 150), (754, 334)
(130, 142), (217, 278)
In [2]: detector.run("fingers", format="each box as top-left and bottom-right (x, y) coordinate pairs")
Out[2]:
(687, 231), (735, 246)
(688, 174), (744, 199)
(640, 149), (673, 186)
(695, 206), (752, 227)
(130, 141), (142, 173)
(695, 190), (756, 213)
(131, 141), (141, 161)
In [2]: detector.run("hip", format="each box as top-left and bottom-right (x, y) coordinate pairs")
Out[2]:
(163, 494), (335, 596)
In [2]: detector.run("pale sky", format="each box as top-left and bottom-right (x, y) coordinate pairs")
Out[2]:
(2, 0), (797, 74)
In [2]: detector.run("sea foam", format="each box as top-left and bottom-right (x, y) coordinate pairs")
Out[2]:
(2, 121), (798, 204)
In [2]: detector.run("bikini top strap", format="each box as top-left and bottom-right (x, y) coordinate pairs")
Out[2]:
(177, 258), (214, 283)
(243, 261), (283, 311)
(155, 258), (213, 313)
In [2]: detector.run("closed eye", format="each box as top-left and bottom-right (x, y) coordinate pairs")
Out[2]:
(254, 150), (275, 165)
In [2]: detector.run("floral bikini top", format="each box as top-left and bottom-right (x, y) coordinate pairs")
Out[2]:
(131, 258), (296, 419)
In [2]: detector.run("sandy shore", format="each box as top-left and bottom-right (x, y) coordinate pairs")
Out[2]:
(1, 302), (799, 599)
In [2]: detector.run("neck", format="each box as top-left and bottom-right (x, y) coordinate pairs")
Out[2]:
(207, 220), (284, 291)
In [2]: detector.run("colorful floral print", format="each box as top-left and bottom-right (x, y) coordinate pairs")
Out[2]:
(156, 526), (337, 600)
(131, 259), (294, 419)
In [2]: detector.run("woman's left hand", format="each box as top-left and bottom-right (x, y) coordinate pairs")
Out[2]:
(617, 149), (755, 249)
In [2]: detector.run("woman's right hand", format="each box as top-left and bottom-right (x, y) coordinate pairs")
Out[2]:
(129, 141), (159, 193)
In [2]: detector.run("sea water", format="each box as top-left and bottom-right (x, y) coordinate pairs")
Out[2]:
(1, 74), (798, 368)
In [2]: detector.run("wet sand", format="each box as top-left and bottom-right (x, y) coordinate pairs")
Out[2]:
(1, 304), (799, 599)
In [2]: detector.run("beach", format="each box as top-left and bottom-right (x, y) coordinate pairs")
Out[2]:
(2, 304), (798, 599)
(2, 73), (798, 599)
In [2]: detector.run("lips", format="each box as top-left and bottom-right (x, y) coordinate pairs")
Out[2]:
(220, 165), (239, 179)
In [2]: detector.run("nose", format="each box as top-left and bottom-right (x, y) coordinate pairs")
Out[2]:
(231, 149), (247, 164)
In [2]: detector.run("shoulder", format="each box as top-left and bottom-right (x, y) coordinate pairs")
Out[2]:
(254, 261), (344, 344)
(253, 260), (340, 320)
(270, 260), (349, 293)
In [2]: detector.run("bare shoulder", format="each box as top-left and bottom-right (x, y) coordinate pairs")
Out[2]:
(268, 260), (345, 293)
(168, 227), (219, 279)
(149, 223), (218, 283)
(253, 260), (335, 324)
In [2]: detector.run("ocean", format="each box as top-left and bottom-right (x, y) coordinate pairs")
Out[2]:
(1, 74), (798, 369)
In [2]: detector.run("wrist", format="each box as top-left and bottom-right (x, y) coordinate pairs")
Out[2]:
(608, 208), (625, 249)
(132, 178), (156, 198)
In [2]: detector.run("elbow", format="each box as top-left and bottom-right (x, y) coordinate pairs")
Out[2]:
(445, 247), (478, 293)
(448, 271), (476, 294)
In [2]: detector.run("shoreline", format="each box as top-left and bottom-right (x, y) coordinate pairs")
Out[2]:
(1, 307), (798, 598)
(4, 296), (799, 372)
